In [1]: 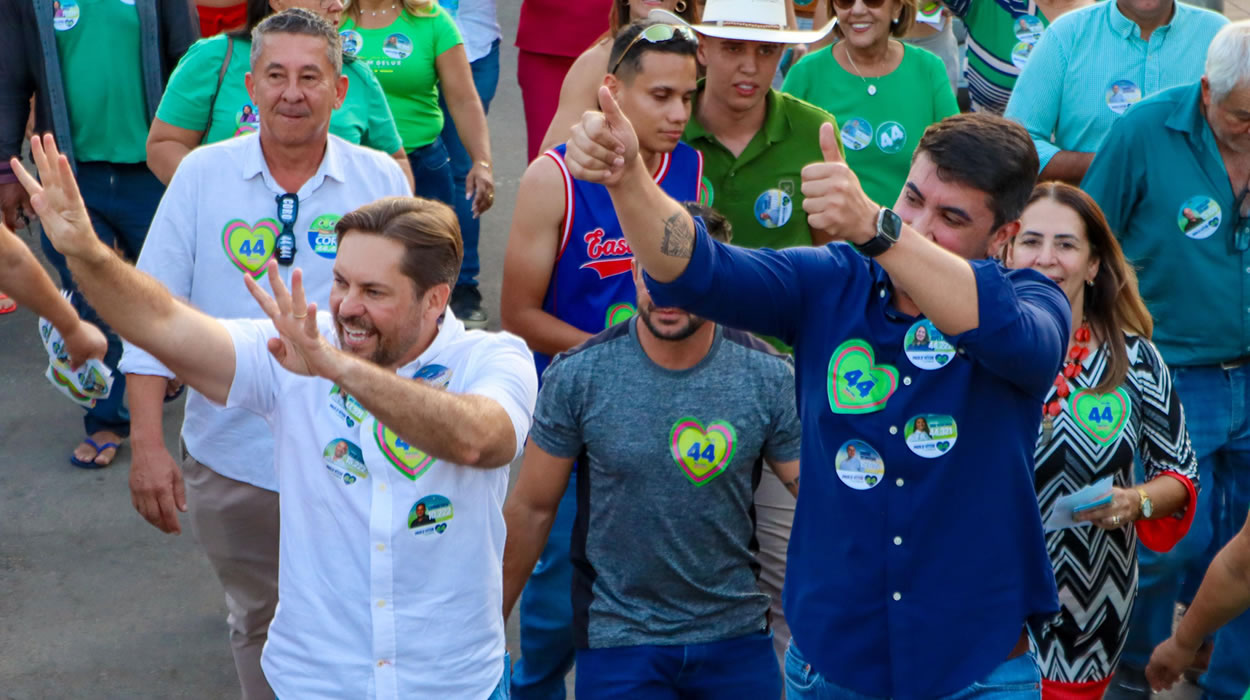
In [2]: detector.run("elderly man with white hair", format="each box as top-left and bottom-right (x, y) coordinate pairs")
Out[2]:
(1083, 20), (1250, 700)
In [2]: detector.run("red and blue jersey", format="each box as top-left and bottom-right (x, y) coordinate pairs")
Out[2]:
(536, 142), (703, 376)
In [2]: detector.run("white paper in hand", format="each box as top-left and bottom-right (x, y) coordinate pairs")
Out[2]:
(37, 298), (113, 407)
(1044, 476), (1115, 532)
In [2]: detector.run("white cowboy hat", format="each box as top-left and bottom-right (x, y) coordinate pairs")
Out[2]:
(650, 0), (836, 44)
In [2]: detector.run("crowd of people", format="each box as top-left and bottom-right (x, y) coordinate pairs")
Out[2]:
(1, 0), (1250, 698)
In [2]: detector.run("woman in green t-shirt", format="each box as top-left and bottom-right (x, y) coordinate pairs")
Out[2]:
(341, 0), (494, 217)
(782, 0), (958, 209)
(146, 0), (413, 187)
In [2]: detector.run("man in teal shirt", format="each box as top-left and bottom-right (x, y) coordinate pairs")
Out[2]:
(1083, 22), (1250, 700)
(1005, 0), (1226, 184)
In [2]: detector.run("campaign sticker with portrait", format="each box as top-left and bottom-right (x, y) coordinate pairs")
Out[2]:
(841, 118), (874, 152)
(903, 414), (958, 458)
(409, 494), (454, 535)
(754, 188), (793, 229)
(1104, 80), (1142, 115)
(835, 439), (885, 490)
(323, 438), (368, 485)
(903, 319), (955, 370)
(328, 384), (369, 428)
(382, 33), (413, 60)
(1177, 195), (1222, 241)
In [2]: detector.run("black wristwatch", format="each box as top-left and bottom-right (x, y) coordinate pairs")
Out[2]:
(853, 207), (902, 258)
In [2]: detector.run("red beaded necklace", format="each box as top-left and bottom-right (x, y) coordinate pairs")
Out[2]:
(1042, 322), (1092, 438)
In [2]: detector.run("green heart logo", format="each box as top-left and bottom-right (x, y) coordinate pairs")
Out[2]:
(604, 303), (637, 328)
(374, 422), (436, 480)
(669, 417), (737, 486)
(1070, 388), (1131, 444)
(828, 339), (898, 414)
(221, 219), (279, 278)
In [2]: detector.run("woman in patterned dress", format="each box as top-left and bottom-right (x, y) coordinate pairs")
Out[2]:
(1003, 182), (1199, 699)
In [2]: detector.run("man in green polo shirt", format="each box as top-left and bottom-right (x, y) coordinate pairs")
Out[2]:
(653, 0), (839, 252)
(1082, 21), (1250, 700)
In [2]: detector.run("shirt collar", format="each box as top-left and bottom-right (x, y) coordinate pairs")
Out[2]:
(396, 308), (466, 377)
(687, 82), (790, 147)
(1108, 0), (1177, 39)
(239, 132), (348, 197)
(1164, 81), (1209, 138)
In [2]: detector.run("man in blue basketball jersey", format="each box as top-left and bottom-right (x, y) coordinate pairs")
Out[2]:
(499, 19), (702, 698)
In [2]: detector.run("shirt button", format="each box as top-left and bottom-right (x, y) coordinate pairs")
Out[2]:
(379, 483), (387, 492)
(377, 599), (386, 608)
(377, 660), (388, 667)
(894, 536), (903, 545)
(376, 543), (385, 551)
(889, 425), (898, 435)
(893, 592), (902, 601)
(879, 288), (886, 299)
(958, 348), (966, 355)
(903, 376), (912, 386)
(896, 478), (905, 487)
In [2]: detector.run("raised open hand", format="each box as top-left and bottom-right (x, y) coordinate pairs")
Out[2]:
(10, 135), (103, 262)
(564, 86), (640, 187)
(244, 260), (348, 381)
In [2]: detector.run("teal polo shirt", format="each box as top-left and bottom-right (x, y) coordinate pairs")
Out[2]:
(1083, 82), (1250, 366)
(684, 86), (841, 251)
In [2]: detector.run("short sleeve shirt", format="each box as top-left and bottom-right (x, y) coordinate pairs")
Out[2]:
(53, 0), (150, 163)
(531, 320), (802, 649)
(946, 0), (1050, 113)
(341, 7), (463, 151)
(783, 43), (958, 208)
(156, 35), (404, 154)
(685, 88), (841, 251)
(225, 312), (537, 698)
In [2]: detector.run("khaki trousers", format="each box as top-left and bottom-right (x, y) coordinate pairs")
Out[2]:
(182, 455), (279, 700)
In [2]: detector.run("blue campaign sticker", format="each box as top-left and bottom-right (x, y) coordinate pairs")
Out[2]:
(53, 0), (80, 30)
(307, 213), (341, 259)
(328, 384), (368, 428)
(1105, 79), (1141, 115)
(841, 118), (874, 151)
(382, 33), (413, 60)
(340, 30), (363, 57)
(903, 414), (958, 458)
(903, 319), (955, 370)
(409, 494), (454, 535)
(754, 189), (793, 229)
(834, 439), (885, 490)
(413, 364), (453, 389)
(323, 438), (368, 485)
(1177, 196), (1221, 240)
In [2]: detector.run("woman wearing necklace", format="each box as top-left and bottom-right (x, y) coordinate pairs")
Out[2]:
(341, 0), (494, 219)
(1004, 182), (1199, 700)
(781, 0), (956, 209)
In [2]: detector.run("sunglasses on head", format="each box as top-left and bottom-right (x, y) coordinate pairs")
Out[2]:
(610, 24), (699, 75)
(833, 0), (888, 9)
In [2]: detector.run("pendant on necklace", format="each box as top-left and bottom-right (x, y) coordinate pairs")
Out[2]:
(867, 85), (877, 96)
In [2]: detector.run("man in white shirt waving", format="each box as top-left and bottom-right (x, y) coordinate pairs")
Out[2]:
(118, 11), (411, 699)
(15, 134), (536, 700)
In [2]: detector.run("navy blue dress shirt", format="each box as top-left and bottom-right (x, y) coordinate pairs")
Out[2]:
(646, 221), (1068, 698)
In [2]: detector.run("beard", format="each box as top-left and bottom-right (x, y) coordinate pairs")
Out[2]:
(638, 302), (707, 342)
(336, 313), (409, 367)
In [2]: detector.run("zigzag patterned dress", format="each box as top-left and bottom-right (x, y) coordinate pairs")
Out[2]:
(1030, 333), (1198, 685)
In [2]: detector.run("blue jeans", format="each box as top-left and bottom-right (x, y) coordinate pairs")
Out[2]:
(438, 38), (500, 290)
(407, 138), (454, 208)
(575, 631), (781, 700)
(511, 471), (578, 700)
(1120, 364), (1250, 700)
(40, 161), (164, 438)
(785, 642), (1040, 700)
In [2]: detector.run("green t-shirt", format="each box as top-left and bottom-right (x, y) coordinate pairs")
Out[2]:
(156, 35), (403, 154)
(683, 87), (842, 252)
(340, 7), (463, 152)
(53, 0), (150, 163)
(783, 43), (959, 209)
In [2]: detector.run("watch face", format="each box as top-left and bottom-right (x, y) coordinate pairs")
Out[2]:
(880, 208), (903, 242)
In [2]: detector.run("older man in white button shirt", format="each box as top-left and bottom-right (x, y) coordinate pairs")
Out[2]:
(16, 129), (536, 698)
(117, 11), (410, 700)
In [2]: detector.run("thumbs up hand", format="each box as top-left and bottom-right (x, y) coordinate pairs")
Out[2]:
(564, 86), (641, 187)
(800, 122), (880, 246)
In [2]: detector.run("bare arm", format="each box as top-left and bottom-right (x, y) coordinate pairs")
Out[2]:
(435, 45), (494, 216)
(391, 148), (416, 192)
(1147, 510), (1250, 689)
(12, 136), (237, 403)
(145, 118), (203, 186)
(502, 443), (576, 619)
(771, 459), (800, 497)
(539, 43), (610, 156)
(127, 374), (188, 534)
(500, 157), (594, 356)
(1037, 151), (1094, 186)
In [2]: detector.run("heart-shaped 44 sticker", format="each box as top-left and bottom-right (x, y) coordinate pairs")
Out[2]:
(670, 417), (738, 486)
(222, 219), (280, 278)
(375, 422), (436, 480)
(828, 339), (898, 414)
(1070, 388), (1132, 444)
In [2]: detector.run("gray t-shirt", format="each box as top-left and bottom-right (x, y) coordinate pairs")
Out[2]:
(531, 319), (802, 649)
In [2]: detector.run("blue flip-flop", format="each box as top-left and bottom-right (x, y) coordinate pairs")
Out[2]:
(69, 437), (121, 470)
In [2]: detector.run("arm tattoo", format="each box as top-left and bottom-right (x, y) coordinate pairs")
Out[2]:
(659, 212), (694, 258)
(783, 476), (799, 498)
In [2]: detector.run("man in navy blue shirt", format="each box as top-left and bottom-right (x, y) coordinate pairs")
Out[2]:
(561, 86), (1070, 699)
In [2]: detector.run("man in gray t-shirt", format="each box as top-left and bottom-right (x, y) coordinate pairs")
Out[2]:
(502, 206), (802, 699)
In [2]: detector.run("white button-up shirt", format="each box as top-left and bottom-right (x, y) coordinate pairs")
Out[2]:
(223, 311), (537, 699)
(119, 133), (410, 490)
